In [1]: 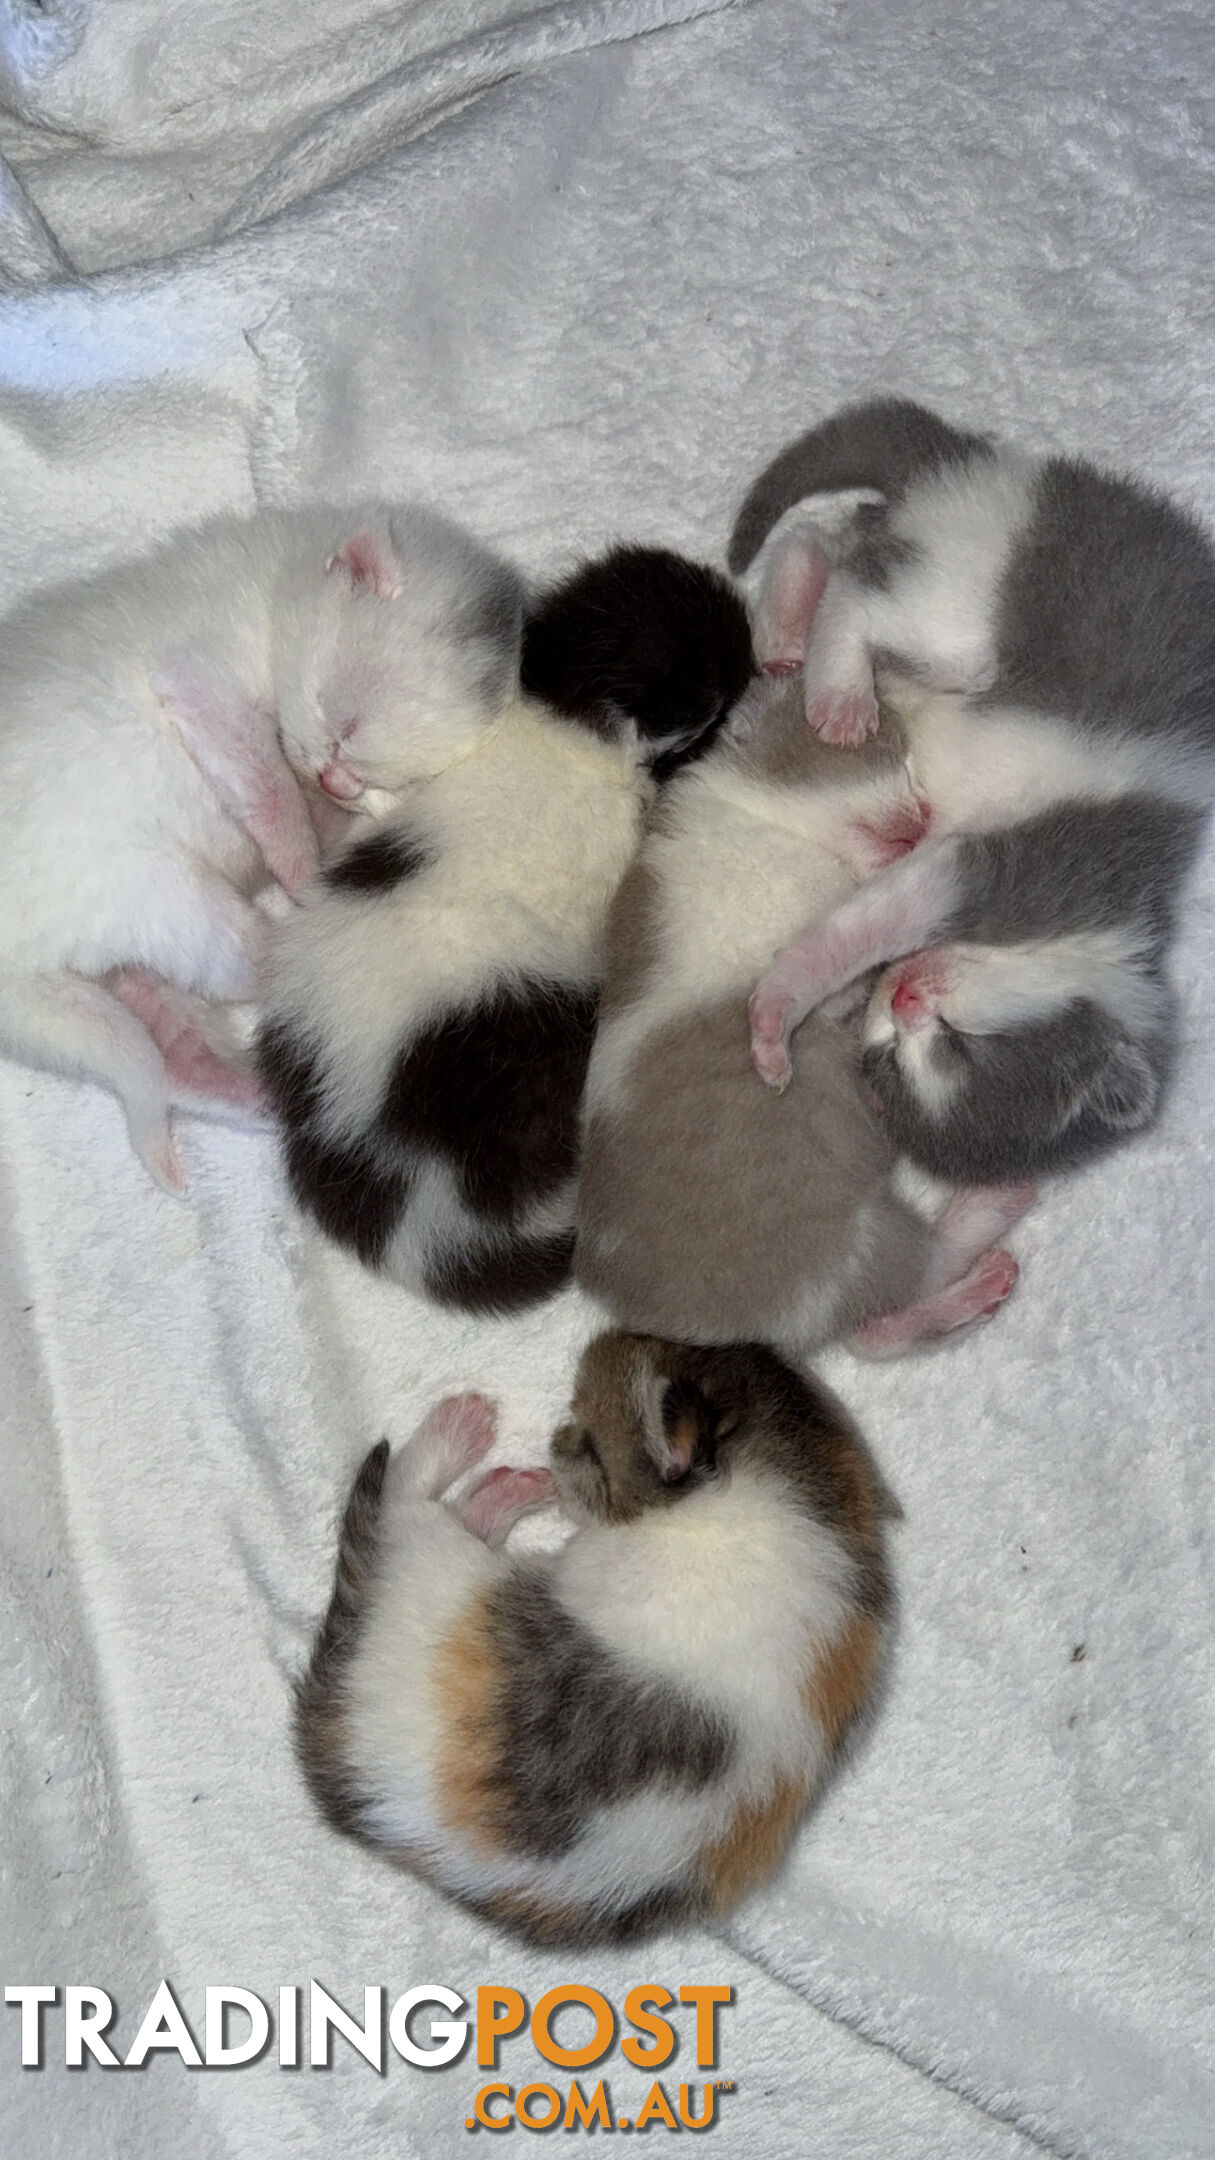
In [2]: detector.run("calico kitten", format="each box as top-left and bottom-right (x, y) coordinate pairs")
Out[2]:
(731, 400), (1214, 1178)
(257, 547), (753, 1315)
(0, 502), (521, 1190)
(295, 1334), (894, 1945)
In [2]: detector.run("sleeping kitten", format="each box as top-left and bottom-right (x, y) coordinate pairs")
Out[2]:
(256, 547), (753, 1315)
(577, 659), (1029, 1363)
(0, 502), (522, 1191)
(730, 400), (1214, 1178)
(294, 1332), (894, 1945)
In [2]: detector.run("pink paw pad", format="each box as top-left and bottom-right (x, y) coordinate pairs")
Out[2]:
(424, 1392), (499, 1475)
(458, 1466), (557, 1546)
(809, 687), (880, 747)
(945, 1248), (1019, 1326)
(747, 990), (794, 1091)
(163, 1032), (263, 1110)
(140, 1130), (189, 1197)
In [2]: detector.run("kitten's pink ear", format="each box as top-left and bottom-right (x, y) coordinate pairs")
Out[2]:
(753, 531), (831, 674)
(325, 526), (402, 601)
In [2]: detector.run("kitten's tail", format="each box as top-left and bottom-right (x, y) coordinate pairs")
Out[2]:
(293, 1438), (391, 1841)
(728, 398), (993, 575)
(0, 972), (183, 1192)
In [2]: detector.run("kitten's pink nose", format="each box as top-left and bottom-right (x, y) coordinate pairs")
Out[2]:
(318, 756), (364, 800)
(891, 974), (935, 1031)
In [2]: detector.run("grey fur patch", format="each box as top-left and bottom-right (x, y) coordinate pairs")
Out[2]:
(864, 991), (1178, 1182)
(846, 500), (921, 592)
(989, 456), (1215, 757)
(294, 1439), (391, 1842)
(947, 796), (1206, 945)
(728, 397), (994, 574)
(576, 995), (931, 1352)
(476, 1568), (734, 1859)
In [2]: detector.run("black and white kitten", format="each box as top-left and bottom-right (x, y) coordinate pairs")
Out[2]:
(257, 546), (754, 1312)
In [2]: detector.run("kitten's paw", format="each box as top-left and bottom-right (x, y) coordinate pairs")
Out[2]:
(457, 1465), (556, 1547)
(163, 1031), (264, 1112)
(808, 686), (879, 746)
(138, 1127), (189, 1197)
(401, 1391), (499, 1500)
(747, 986), (794, 1091)
(948, 1246), (1019, 1323)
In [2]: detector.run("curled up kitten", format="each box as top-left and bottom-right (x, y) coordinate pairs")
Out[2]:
(577, 649), (1030, 1362)
(257, 546), (753, 1316)
(294, 1333), (895, 1945)
(0, 502), (521, 1190)
(731, 399), (1214, 1180)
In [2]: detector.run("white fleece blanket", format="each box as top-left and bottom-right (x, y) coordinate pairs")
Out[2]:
(1, 3), (1212, 2157)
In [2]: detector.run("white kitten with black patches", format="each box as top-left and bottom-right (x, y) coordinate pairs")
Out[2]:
(294, 1334), (895, 1946)
(0, 502), (522, 1191)
(257, 547), (754, 1316)
(731, 400), (1215, 1178)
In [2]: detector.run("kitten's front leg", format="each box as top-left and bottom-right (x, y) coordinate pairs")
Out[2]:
(153, 654), (320, 896)
(749, 840), (963, 1089)
(800, 576), (880, 746)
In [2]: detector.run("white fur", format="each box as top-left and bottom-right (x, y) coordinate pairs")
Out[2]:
(750, 448), (1215, 1087)
(335, 1428), (861, 1922)
(0, 501), (518, 1186)
(584, 677), (922, 1117)
(867, 929), (1170, 1043)
(264, 696), (650, 1281)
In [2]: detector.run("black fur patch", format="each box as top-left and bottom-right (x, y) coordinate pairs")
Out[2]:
(379, 977), (599, 1220)
(728, 397), (993, 574)
(323, 826), (432, 894)
(256, 1020), (409, 1265)
(521, 545), (754, 772)
(473, 1568), (733, 1859)
(423, 1229), (576, 1317)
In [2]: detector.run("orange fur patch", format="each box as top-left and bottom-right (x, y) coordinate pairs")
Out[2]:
(433, 1596), (512, 1851)
(699, 1774), (811, 1914)
(802, 1611), (882, 1752)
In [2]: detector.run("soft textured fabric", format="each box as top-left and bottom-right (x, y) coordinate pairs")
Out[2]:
(0, 2), (1211, 2155)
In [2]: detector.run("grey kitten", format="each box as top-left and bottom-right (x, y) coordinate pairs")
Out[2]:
(731, 399), (1215, 1180)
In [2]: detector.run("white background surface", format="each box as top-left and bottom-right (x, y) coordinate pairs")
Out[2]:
(0, 2), (1211, 2154)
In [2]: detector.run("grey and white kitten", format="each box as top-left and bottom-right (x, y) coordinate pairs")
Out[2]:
(731, 399), (1215, 1181)
(0, 502), (521, 1190)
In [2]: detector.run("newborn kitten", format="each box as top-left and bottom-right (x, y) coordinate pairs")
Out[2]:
(731, 400), (1214, 1178)
(0, 502), (522, 1191)
(257, 547), (753, 1317)
(577, 662), (1029, 1363)
(295, 1333), (894, 1945)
